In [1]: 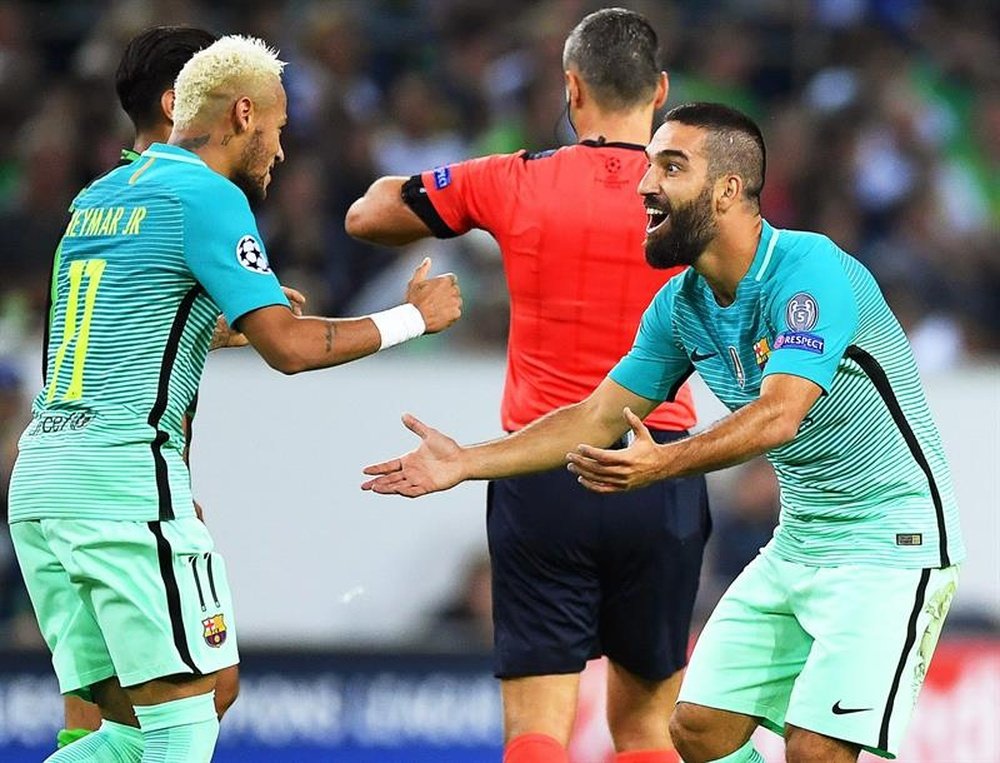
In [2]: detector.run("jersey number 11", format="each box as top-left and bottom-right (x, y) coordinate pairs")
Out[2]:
(46, 258), (107, 403)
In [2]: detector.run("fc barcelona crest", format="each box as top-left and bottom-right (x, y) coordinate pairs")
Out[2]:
(753, 337), (771, 369)
(202, 614), (227, 648)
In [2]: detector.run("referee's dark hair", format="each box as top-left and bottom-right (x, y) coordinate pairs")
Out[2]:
(562, 8), (661, 112)
(665, 102), (767, 210)
(115, 26), (218, 131)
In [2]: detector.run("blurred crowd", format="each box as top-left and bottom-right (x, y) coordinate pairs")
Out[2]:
(0, 0), (998, 649)
(0, 0), (997, 360)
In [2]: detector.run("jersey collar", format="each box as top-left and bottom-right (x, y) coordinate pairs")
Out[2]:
(141, 142), (208, 167)
(697, 219), (779, 309)
(749, 220), (780, 283)
(579, 138), (646, 151)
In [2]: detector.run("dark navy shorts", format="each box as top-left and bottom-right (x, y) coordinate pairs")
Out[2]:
(487, 429), (710, 682)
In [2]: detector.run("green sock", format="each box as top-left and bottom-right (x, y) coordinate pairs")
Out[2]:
(45, 720), (143, 762)
(57, 728), (94, 749)
(133, 692), (219, 763)
(710, 739), (766, 763)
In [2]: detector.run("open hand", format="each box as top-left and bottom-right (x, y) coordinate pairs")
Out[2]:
(565, 407), (666, 493)
(361, 414), (465, 497)
(405, 257), (462, 334)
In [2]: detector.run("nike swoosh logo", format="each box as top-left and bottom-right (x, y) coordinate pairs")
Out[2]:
(832, 701), (873, 715)
(691, 350), (717, 362)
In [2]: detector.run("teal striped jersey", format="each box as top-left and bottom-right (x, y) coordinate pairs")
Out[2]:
(611, 221), (965, 569)
(9, 143), (287, 522)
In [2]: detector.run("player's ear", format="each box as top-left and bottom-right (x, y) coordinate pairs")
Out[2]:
(716, 175), (742, 213)
(161, 89), (175, 122)
(565, 69), (584, 110)
(232, 96), (253, 134)
(654, 72), (668, 110)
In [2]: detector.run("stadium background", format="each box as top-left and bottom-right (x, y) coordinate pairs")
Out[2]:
(0, 0), (996, 760)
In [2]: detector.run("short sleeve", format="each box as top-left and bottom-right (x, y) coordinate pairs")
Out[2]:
(182, 180), (288, 325)
(609, 284), (693, 403)
(763, 245), (858, 393)
(405, 153), (524, 237)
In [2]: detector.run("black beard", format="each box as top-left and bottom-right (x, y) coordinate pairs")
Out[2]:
(644, 184), (717, 269)
(232, 130), (269, 202)
(232, 168), (267, 202)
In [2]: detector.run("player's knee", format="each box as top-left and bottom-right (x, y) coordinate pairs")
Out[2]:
(784, 727), (858, 763)
(784, 734), (824, 763)
(213, 668), (240, 719)
(668, 703), (711, 759)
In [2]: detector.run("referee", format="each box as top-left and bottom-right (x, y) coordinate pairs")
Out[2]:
(348, 9), (708, 763)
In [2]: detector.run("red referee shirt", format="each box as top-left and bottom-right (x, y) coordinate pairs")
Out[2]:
(407, 140), (696, 433)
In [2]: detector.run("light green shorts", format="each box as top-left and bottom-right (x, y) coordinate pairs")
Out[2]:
(10, 517), (239, 697)
(679, 550), (958, 758)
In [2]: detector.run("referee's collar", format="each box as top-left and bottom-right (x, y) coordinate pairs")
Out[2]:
(141, 142), (208, 166)
(579, 138), (646, 151)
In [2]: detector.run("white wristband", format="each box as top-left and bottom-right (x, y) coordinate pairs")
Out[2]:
(370, 303), (426, 350)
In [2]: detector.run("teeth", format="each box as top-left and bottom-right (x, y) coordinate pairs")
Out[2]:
(646, 209), (669, 234)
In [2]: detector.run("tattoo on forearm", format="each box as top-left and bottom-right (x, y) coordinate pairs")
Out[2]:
(177, 134), (210, 150)
(325, 322), (333, 354)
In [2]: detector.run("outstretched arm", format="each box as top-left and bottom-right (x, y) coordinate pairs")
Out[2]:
(239, 258), (461, 374)
(567, 373), (821, 492)
(345, 176), (434, 246)
(361, 377), (659, 497)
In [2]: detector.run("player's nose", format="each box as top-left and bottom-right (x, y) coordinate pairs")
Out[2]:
(637, 164), (657, 196)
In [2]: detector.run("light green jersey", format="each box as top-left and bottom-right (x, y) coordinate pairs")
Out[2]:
(9, 144), (288, 522)
(611, 221), (965, 568)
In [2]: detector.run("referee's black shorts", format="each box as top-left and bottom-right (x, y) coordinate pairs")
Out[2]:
(487, 429), (710, 682)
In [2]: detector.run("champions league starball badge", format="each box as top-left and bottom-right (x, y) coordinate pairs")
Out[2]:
(236, 234), (271, 273)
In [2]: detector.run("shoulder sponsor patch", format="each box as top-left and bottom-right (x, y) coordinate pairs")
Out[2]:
(236, 235), (271, 274)
(786, 292), (818, 331)
(432, 166), (452, 190)
(774, 331), (825, 354)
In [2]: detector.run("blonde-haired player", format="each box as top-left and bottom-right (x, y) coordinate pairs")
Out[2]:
(10, 34), (461, 762)
(171, 35), (285, 131)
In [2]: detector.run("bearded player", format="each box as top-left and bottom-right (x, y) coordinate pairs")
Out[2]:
(362, 103), (963, 763)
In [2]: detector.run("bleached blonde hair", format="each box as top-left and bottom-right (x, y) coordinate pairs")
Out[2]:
(172, 35), (286, 130)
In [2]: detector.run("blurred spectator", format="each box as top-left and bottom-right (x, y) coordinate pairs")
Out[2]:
(418, 553), (493, 652)
(700, 459), (779, 618)
(709, 459), (780, 585)
(372, 72), (469, 178)
(0, 0), (994, 359)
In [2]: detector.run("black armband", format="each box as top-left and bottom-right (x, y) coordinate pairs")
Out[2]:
(400, 175), (459, 239)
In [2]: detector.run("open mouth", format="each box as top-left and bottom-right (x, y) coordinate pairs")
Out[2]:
(645, 207), (670, 234)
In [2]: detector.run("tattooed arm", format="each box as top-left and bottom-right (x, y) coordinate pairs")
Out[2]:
(209, 286), (306, 350)
(237, 259), (461, 374)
